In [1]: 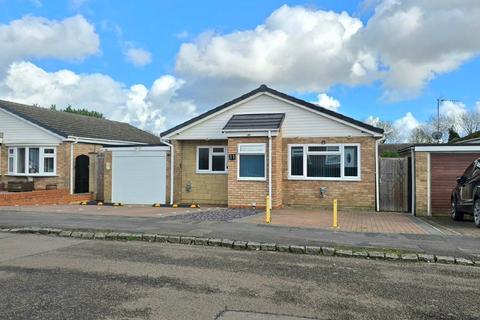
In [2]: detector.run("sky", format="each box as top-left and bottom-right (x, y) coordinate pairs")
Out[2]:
(1, 0), (480, 141)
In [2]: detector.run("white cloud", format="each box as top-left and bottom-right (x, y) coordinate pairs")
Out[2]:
(393, 112), (420, 142)
(0, 61), (195, 134)
(176, 5), (372, 93)
(313, 93), (340, 111)
(125, 47), (152, 67)
(0, 15), (99, 71)
(365, 115), (380, 127)
(439, 100), (466, 121)
(176, 2), (480, 100)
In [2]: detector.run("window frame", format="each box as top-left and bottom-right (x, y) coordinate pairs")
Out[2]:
(288, 143), (361, 181)
(195, 145), (228, 174)
(7, 146), (57, 176)
(237, 143), (266, 181)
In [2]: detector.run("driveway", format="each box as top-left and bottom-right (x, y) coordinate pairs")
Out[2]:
(0, 205), (441, 235)
(242, 208), (435, 235)
(420, 215), (480, 237)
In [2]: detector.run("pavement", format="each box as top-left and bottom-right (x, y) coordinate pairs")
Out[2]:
(1, 233), (479, 320)
(0, 207), (479, 259)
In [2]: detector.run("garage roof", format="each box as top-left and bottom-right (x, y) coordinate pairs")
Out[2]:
(223, 113), (285, 131)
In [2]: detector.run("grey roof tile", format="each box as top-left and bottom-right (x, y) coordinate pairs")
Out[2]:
(223, 113), (285, 131)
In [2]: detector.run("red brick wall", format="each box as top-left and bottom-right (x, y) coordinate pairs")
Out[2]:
(0, 189), (91, 206)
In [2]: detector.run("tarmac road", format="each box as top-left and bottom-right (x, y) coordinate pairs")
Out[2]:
(0, 232), (479, 320)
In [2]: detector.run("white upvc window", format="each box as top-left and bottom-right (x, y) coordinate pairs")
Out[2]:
(196, 146), (227, 173)
(237, 143), (266, 181)
(7, 146), (57, 176)
(288, 143), (360, 181)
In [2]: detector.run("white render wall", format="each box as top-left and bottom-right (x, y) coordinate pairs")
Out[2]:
(0, 108), (62, 145)
(169, 93), (371, 140)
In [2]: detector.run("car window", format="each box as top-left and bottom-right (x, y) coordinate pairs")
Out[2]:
(463, 163), (475, 178)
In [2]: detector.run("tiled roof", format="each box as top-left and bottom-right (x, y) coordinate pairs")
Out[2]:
(0, 100), (160, 144)
(223, 113), (285, 131)
(161, 84), (384, 137)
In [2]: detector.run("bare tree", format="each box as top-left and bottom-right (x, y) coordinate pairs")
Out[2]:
(408, 115), (451, 143)
(458, 110), (480, 136)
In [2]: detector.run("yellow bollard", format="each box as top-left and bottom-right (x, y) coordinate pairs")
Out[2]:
(265, 195), (271, 224)
(332, 199), (338, 228)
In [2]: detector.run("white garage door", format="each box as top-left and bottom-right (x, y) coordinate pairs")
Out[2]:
(112, 149), (166, 204)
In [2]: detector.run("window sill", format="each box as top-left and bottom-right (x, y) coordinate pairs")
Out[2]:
(196, 171), (228, 175)
(237, 177), (266, 182)
(288, 176), (361, 182)
(6, 174), (58, 177)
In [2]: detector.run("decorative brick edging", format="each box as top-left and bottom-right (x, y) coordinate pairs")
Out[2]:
(2, 226), (479, 267)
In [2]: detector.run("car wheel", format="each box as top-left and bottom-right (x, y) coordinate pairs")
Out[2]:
(474, 199), (480, 228)
(451, 199), (464, 221)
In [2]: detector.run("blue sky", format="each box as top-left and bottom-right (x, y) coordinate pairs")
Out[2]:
(0, 0), (479, 140)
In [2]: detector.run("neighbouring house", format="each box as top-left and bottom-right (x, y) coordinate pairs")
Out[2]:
(160, 85), (384, 210)
(0, 99), (160, 206)
(451, 131), (480, 144)
(399, 143), (480, 216)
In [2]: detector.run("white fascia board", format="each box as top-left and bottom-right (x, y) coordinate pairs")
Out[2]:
(222, 130), (280, 138)
(414, 145), (480, 152)
(0, 107), (65, 141)
(66, 136), (153, 145)
(5, 142), (60, 147)
(102, 146), (170, 152)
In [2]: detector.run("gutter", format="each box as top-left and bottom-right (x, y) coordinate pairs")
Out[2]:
(160, 139), (175, 205)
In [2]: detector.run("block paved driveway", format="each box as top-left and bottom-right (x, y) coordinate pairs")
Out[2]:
(242, 208), (435, 235)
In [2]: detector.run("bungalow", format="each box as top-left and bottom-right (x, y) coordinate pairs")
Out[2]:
(160, 85), (384, 210)
(0, 99), (160, 205)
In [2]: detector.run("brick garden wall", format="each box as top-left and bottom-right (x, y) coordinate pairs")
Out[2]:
(0, 189), (91, 206)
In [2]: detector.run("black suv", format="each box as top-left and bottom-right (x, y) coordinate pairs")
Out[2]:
(451, 159), (480, 227)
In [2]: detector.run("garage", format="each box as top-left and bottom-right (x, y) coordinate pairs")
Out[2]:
(110, 146), (169, 204)
(403, 144), (480, 216)
(431, 153), (480, 214)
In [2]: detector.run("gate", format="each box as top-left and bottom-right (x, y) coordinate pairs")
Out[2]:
(379, 157), (409, 212)
(95, 153), (105, 201)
